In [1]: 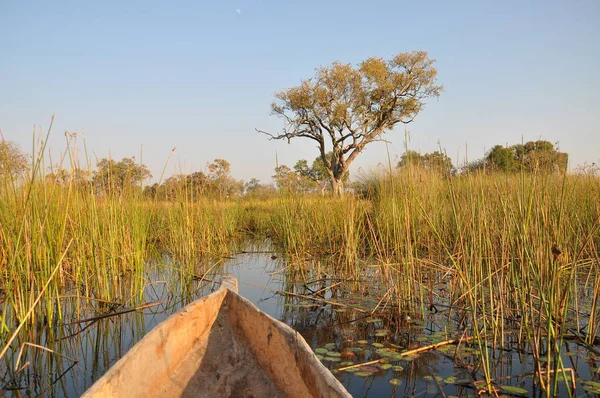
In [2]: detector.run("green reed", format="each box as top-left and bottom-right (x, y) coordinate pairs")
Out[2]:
(270, 165), (599, 395)
(1, 132), (599, 396)
(0, 138), (253, 362)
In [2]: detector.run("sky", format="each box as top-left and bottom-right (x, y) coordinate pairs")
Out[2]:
(1, 0), (598, 183)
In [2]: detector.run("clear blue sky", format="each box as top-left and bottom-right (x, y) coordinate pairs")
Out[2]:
(1, 0), (598, 182)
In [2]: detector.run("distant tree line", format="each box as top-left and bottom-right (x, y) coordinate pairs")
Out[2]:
(397, 150), (454, 174)
(143, 159), (246, 200)
(466, 140), (568, 173)
(397, 140), (568, 175)
(0, 137), (579, 201)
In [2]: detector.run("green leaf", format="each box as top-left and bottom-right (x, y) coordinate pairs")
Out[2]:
(582, 381), (600, 394)
(500, 385), (528, 395)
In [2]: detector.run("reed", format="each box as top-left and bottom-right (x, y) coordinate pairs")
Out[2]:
(0, 138), (253, 363)
(1, 134), (599, 396)
(267, 163), (599, 394)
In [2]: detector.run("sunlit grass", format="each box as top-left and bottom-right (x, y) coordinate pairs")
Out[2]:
(1, 135), (599, 396)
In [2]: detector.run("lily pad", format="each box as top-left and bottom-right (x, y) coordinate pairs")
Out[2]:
(426, 384), (438, 394)
(355, 371), (372, 377)
(444, 376), (457, 384)
(316, 354), (323, 360)
(389, 378), (401, 386)
(326, 351), (341, 357)
(315, 348), (329, 354)
(372, 342), (384, 348)
(325, 343), (337, 349)
(360, 366), (379, 373)
(344, 367), (359, 373)
(454, 379), (471, 385)
(500, 385), (528, 396)
(357, 340), (369, 345)
(379, 363), (392, 370)
(375, 348), (392, 356)
(339, 361), (354, 367)
(325, 357), (341, 362)
(374, 329), (390, 337)
(582, 381), (600, 394)
(392, 365), (404, 372)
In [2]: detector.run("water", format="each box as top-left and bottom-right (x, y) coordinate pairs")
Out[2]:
(1, 249), (599, 397)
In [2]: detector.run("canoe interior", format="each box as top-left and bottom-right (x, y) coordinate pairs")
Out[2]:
(83, 280), (350, 398)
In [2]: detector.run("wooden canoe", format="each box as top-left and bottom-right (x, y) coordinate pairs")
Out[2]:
(83, 278), (351, 398)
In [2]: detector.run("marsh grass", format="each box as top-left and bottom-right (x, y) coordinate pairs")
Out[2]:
(0, 138), (254, 366)
(1, 134), (599, 396)
(273, 165), (600, 395)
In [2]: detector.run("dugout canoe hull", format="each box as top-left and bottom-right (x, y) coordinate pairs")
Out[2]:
(82, 278), (350, 398)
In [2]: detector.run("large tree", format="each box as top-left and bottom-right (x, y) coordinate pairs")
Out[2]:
(258, 51), (442, 196)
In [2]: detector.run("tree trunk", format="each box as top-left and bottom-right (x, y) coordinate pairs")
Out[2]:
(331, 177), (344, 197)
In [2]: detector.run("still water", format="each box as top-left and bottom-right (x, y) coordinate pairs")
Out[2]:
(1, 249), (598, 397)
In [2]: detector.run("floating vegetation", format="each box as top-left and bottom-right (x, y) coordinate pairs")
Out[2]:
(500, 385), (529, 396)
(374, 329), (390, 337)
(582, 380), (600, 394)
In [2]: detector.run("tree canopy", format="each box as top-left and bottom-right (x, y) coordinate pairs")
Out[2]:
(259, 51), (442, 195)
(93, 157), (151, 195)
(143, 159), (243, 200)
(0, 139), (29, 178)
(471, 140), (568, 173)
(398, 150), (454, 174)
